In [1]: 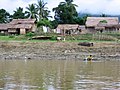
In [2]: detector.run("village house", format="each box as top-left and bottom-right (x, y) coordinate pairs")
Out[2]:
(0, 19), (36, 35)
(0, 24), (10, 35)
(56, 24), (85, 35)
(85, 17), (119, 33)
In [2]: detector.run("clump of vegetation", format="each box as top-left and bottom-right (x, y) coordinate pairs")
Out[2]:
(51, 35), (57, 40)
(9, 35), (15, 38)
(26, 32), (35, 37)
(99, 20), (107, 23)
(0, 33), (5, 36)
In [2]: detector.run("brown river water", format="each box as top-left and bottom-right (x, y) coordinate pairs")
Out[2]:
(0, 60), (120, 90)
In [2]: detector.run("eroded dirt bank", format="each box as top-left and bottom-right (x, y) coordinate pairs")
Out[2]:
(0, 41), (120, 60)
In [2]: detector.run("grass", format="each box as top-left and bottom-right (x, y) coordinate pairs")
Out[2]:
(0, 32), (119, 43)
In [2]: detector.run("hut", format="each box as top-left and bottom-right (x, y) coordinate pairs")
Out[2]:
(0, 19), (36, 35)
(8, 19), (36, 35)
(114, 24), (120, 32)
(85, 17), (119, 33)
(56, 24), (83, 35)
(0, 24), (9, 34)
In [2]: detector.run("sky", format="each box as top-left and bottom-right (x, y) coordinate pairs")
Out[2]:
(0, 0), (120, 19)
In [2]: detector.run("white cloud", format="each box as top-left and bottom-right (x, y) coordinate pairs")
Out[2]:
(74, 0), (120, 15)
(104, 0), (120, 15)
(0, 0), (28, 14)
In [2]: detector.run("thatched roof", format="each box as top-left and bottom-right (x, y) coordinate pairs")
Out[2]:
(112, 24), (120, 28)
(86, 17), (119, 27)
(10, 19), (36, 24)
(57, 24), (80, 30)
(95, 26), (105, 30)
(8, 24), (32, 29)
(0, 24), (10, 30)
(0, 19), (36, 30)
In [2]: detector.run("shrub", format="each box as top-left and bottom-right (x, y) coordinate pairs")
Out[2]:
(51, 35), (57, 40)
(0, 33), (5, 36)
(99, 20), (107, 23)
(9, 35), (15, 38)
(26, 32), (35, 37)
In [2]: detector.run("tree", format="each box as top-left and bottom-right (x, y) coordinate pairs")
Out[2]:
(74, 17), (84, 25)
(0, 9), (11, 23)
(53, 0), (78, 24)
(12, 7), (27, 19)
(26, 4), (37, 20)
(74, 14), (91, 25)
(50, 20), (58, 29)
(100, 14), (107, 17)
(34, 0), (52, 29)
(36, 0), (51, 20)
(37, 18), (51, 28)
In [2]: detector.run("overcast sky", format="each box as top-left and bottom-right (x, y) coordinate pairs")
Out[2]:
(0, 0), (120, 19)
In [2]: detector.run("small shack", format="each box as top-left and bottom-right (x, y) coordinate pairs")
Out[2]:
(85, 17), (119, 33)
(0, 19), (36, 35)
(56, 24), (82, 35)
(0, 24), (10, 35)
(8, 19), (36, 35)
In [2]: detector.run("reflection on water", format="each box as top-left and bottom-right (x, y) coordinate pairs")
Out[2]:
(0, 60), (120, 90)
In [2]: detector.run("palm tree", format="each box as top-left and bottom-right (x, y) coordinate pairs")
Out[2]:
(13, 7), (26, 19)
(26, 4), (37, 20)
(36, 0), (51, 20)
(0, 9), (11, 23)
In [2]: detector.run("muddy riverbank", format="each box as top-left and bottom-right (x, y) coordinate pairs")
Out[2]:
(0, 41), (120, 60)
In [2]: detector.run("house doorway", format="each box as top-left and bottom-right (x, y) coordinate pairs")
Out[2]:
(16, 28), (20, 35)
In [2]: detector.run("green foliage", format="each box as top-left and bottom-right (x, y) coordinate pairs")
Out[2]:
(12, 7), (28, 19)
(75, 14), (90, 25)
(74, 17), (85, 25)
(50, 20), (58, 29)
(26, 32), (35, 37)
(53, 0), (78, 24)
(51, 35), (57, 40)
(99, 20), (107, 23)
(0, 33), (5, 36)
(0, 9), (11, 23)
(26, 4), (38, 20)
(36, 0), (52, 20)
(37, 19), (51, 28)
(0, 32), (119, 42)
(37, 20), (45, 27)
(9, 35), (15, 38)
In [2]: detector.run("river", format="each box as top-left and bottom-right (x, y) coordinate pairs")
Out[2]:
(0, 60), (120, 90)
